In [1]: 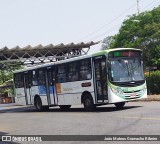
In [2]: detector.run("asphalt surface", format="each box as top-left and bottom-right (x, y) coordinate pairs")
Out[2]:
(0, 102), (160, 144)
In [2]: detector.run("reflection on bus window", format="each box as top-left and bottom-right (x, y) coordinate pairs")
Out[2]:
(14, 73), (24, 88)
(38, 70), (46, 85)
(110, 59), (144, 82)
(32, 71), (38, 86)
(57, 64), (67, 83)
(79, 59), (91, 80)
(68, 62), (78, 82)
(25, 71), (33, 88)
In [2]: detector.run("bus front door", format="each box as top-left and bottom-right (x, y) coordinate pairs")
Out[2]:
(46, 69), (58, 105)
(93, 56), (108, 103)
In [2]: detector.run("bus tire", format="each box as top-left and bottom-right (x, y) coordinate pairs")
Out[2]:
(35, 97), (43, 111)
(42, 106), (49, 111)
(59, 105), (71, 111)
(114, 102), (125, 109)
(83, 94), (95, 111)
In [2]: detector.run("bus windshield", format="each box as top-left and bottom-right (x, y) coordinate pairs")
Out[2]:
(108, 50), (145, 84)
(109, 58), (144, 82)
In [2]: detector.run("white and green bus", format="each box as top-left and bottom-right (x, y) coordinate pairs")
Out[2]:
(13, 48), (147, 111)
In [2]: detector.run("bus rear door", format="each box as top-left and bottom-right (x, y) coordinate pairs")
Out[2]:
(46, 67), (58, 105)
(24, 71), (32, 105)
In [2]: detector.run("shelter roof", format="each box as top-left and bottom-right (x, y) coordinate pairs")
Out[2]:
(0, 41), (99, 62)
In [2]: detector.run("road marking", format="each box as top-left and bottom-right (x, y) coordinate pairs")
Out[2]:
(115, 116), (160, 121)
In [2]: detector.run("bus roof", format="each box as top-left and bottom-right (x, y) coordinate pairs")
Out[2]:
(13, 48), (141, 73)
(92, 48), (141, 56)
(13, 54), (92, 73)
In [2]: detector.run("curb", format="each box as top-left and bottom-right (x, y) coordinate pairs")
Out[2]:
(133, 95), (160, 102)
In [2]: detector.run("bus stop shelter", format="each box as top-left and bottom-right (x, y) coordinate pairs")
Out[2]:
(0, 41), (99, 64)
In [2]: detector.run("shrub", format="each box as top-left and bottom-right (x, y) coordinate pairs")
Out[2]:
(145, 70), (160, 94)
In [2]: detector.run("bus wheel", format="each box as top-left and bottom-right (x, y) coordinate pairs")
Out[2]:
(114, 102), (125, 109)
(42, 106), (49, 111)
(59, 105), (71, 111)
(35, 97), (43, 111)
(83, 95), (95, 111)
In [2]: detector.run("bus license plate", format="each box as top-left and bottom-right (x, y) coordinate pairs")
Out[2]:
(130, 93), (136, 97)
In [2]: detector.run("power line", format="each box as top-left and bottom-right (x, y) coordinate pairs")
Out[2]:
(141, 0), (159, 11)
(85, 0), (160, 43)
(84, 24), (120, 43)
(75, 1), (139, 43)
(77, 0), (159, 44)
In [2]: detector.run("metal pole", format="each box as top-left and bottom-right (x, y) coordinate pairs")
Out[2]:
(148, 66), (151, 96)
(137, 0), (140, 14)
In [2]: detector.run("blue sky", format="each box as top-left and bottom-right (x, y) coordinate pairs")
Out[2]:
(0, 0), (159, 53)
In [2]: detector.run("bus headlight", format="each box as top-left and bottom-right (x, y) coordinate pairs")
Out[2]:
(111, 87), (123, 94)
(141, 86), (147, 93)
(144, 85), (147, 89)
(111, 87), (118, 94)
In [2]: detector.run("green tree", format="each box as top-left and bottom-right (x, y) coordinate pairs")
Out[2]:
(105, 6), (160, 68)
(0, 62), (22, 85)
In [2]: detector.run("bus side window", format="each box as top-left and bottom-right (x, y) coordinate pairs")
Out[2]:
(79, 59), (91, 80)
(14, 73), (24, 88)
(57, 64), (67, 83)
(25, 71), (33, 88)
(67, 62), (78, 82)
(38, 70), (46, 85)
(32, 70), (38, 86)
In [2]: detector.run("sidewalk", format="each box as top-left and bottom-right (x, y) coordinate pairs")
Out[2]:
(0, 103), (25, 110)
(141, 95), (160, 101)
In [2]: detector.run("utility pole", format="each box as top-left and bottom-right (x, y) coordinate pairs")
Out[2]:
(137, 0), (140, 14)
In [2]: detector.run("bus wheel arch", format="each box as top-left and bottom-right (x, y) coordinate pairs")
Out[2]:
(114, 102), (125, 109)
(34, 95), (43, 111)
(81, 91), (95, 111)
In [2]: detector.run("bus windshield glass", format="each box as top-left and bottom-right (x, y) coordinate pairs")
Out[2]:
(108, 50), (144, 83)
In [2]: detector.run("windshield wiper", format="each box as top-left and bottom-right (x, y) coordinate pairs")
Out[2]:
(118, 58), (130, 77)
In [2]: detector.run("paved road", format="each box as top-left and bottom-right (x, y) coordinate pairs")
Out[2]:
(0, 102), (160, 144)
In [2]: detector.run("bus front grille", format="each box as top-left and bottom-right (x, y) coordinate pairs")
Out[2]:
(123, 90), (141, 99)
